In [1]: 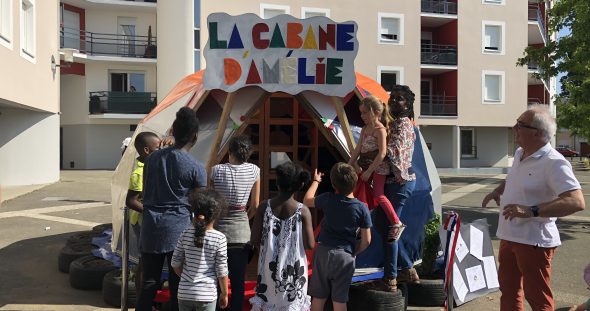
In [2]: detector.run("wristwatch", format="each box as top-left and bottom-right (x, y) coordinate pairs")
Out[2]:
(530, 205), (539, 217)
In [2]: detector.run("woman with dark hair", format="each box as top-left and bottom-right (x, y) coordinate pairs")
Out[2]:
(136, 107), (208, 311)
(210, 135), (261, 311)
(386, 85), (419, 284)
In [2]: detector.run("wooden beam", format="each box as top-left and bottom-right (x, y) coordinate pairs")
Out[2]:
(296, 94), (350, 160)
(214, 91), (271, 164)
(206, 92), (235, 175)
(332, 96), (356, 154)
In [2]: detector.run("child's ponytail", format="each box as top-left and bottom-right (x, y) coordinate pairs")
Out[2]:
(193, 215), (207, 248)
(188, 189), (227, 248)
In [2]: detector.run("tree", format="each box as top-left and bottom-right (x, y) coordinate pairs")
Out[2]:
(517, 0), (590, 139)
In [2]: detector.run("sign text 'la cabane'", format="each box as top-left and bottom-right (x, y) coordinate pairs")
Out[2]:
(203, 13), (358, 97)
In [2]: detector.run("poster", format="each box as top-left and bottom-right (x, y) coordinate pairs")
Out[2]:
(204, 13), (359, 96)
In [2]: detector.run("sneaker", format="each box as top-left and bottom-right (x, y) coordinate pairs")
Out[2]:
(363, 277), (398, 292)
(387, 223), (406, 243)
(397, 268), (420, 284)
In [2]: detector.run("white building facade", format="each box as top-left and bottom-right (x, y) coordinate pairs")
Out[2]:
(0, 0), (60, 187)
(57, 0), (552, 170)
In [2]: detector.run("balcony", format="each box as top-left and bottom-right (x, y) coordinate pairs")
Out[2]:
(60, 26), (157, 59)
(89, 91), (157, 114)
(528, 5), (547, 44)
(421, 95), (457, 116)
(421, 0), (457, 15)
(421, 44), (457, 65)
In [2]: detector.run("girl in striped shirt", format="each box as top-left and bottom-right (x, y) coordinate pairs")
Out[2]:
(171, 189), (229, 311)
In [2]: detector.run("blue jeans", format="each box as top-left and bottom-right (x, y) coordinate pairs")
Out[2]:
(178, 300), (216, 311)
(372, 207), (399, 278)
(383, 179), (416, 274)
(227, 245), (249, 311)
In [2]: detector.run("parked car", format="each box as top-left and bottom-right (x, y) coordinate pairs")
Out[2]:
(556, 147), (580, 157)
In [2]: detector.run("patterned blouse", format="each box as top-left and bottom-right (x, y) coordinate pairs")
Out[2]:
(387, 117), (416, 182)
(359, 126), (390, 175)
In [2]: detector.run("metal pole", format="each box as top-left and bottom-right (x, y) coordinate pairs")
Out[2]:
(121, 206), (130, 311)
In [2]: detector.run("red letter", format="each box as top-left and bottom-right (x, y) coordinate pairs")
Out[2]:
(252, 23), (269, 49)
(318, 24), (335, 50)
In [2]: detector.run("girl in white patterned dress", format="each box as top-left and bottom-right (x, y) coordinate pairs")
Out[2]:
(249, 162), (315, 311)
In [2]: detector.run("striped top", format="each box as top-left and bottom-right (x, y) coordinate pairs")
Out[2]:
(211, 163), (260, 210)
(171, 228), (228, 302)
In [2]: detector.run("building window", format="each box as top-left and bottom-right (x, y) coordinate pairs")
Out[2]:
(482, 21), (505, 54)
(260, 4), (290, 19)
(461, 128), (476, 158)
(0, 0), (12, 48)
(482, 0), (505, 5)
(377, 66), (404, 94)
(20, 0), (35, 61)
(482, 70), (505, 104)
(378, 13), (404, 45)
(301, 7), (330, 18)
(110, 72), (145, 92)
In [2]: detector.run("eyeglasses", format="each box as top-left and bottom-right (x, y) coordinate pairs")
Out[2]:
(514, 121), (538, 130)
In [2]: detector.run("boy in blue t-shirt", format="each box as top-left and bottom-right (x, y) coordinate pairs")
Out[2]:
(303, 162), (372, 311)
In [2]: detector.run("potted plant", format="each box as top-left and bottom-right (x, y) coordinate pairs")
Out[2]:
(144, 25), (157, 58)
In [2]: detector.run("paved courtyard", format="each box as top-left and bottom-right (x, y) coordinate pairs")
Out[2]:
(0, 167), (589, 311)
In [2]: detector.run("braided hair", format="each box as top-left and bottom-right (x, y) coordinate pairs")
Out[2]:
(389, 85), (416, 120)
(189, 189), (227, 247)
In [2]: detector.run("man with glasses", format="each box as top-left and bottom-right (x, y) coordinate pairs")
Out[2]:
(481, 105), (585, 311)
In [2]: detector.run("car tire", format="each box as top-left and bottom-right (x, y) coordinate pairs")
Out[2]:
(69, 255), (117, 290)
(102, 269), (136, 307)
(92, 223), (112, 233)
(407, 278), (446, 307)
(58, 242), (98, 273)
(66, 230), (102, 246)
(347, 283), (406, 311)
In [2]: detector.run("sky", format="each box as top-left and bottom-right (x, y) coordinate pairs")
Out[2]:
(555, 27), (571, 93)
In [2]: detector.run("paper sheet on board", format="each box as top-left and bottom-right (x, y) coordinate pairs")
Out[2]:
(465, 265), (487, 292)
(453, 263), (469, 302)
(455, 233), (469, 262)
(469, 225), (484, 260)
(482, 256), (500, 289)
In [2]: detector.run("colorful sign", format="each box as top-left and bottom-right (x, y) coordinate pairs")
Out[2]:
(203, 13), (358, 97)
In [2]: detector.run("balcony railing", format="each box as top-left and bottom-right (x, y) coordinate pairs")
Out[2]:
(421, 44), (457, 65)
(61, 26), (157, 58)
(421, 95), (457, 116)
(89, 91), (157, 114)
(421, 0), (457, 15)
(528, 5), (547, 42)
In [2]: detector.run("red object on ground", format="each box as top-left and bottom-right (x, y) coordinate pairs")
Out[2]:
(154, 289), (170, 303)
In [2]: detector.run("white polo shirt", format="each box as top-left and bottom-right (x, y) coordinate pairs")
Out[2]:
(497, 143), (581, 248)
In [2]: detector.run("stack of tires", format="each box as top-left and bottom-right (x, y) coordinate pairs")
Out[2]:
(57, 223), (136, 307)
(348, 283), (408, 311)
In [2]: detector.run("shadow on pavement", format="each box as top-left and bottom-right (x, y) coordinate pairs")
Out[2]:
(0, 231), (112, 308)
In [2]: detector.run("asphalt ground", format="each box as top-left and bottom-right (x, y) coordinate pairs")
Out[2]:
(0, 166), (589, 311)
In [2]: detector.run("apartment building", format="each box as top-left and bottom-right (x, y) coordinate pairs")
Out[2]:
(59, 0), (157, 169)
(57, 0), (551, 170)
(188, 0), (553, 169)
(0, 0), (60, 187)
